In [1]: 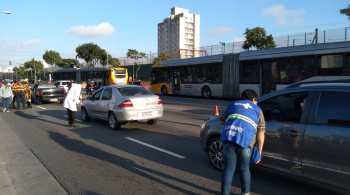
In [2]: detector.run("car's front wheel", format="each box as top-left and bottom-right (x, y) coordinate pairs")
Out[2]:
(108, 113), (120, 130)
(207, 137), (224, 171)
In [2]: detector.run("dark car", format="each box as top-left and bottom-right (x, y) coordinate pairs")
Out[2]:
(200, 83), (350, 194)
(32, 83), (65, 104)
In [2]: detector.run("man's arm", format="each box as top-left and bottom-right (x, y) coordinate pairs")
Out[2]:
(256, 111), (266, 154)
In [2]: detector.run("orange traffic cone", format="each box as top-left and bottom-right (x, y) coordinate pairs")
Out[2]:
(212, 105), (220, 116)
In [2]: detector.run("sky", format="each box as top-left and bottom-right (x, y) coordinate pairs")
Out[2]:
(0, 0), (349, 70)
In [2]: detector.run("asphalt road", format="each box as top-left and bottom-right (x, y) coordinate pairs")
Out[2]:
(0, 96), (339, 195)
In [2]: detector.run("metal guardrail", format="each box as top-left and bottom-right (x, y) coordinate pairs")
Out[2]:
(116, 26), (350, 63)
(198, 27), (350, 57)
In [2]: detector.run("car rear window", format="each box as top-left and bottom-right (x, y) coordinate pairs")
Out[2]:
(118, 87), (152, 97)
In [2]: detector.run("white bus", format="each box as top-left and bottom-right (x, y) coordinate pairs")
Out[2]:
(151, 41), (350, 98)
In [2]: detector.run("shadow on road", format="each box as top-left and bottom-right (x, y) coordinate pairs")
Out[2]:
(14, 110), (68, 127)
(49, 131), (218, 194)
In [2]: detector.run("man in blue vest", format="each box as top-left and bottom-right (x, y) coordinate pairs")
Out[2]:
(221, 90), (265, 195)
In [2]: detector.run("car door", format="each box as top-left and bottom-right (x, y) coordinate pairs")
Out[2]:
(87, 89), (103, 118)
(302, 91), (350, 191)
(259, 91), (311, 173)
(98, 87), (114, 120)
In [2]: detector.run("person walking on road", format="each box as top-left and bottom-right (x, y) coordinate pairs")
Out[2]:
(1, 82), (14, 112)
(220, 90), (265, 195)
(63, 81), (87, 127)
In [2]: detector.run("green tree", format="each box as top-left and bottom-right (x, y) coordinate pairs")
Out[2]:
(127, 49), (146, 81)
(13, 66), (26, 79)
(108, 55), (121, 67)
(43, 50), (62, 66)
(23, 59), (44, 81)
(127, 49), (146, 60)
(56, 58), (79, 68)
(340, 5), (350, 18)
(242, 27), (276, 50)
(153, 52), (169, 66)
(76, 43), (107, 66)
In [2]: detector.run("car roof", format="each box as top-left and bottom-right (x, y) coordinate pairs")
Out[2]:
(259, 85), (350, 102)
(287, 76), (350, 88)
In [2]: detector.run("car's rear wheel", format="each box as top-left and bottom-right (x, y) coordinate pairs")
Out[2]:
(81, 107), (90, 121)
(108, 113), (120, 130)
(207, 137), (224, 171)
(147, 119), (158, 125)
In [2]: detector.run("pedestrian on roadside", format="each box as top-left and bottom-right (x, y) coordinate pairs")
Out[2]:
(220, 90), (265, 195)
(12, 80), (26, 109)
(1, 82), (14, 112)
(63, 81), (87, 127)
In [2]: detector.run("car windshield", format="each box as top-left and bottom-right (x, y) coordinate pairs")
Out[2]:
(118, 87), (152, 97)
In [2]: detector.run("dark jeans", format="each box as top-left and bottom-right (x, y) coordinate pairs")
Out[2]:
(2, 97), (12, 110)
(15, 92), (25, 109)
(221, 142), (251, 195)
(67, 109), (75, 126)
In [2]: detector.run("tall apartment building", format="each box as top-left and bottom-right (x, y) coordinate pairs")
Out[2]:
(158, 7), (200, 59)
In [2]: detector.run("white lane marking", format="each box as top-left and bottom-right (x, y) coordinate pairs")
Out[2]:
(36, 106), (47, 110)
(125, 137), (186, 159)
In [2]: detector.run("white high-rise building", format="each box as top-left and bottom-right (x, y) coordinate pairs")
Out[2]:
(158, 7), (200, 59)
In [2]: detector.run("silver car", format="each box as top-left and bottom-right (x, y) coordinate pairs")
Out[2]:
(200, 83), (350, 194)
(81, 85), (164, 129)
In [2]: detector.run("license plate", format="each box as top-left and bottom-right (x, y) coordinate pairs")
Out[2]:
(142, 111), (153, 118)
(50, 98), (58, 102)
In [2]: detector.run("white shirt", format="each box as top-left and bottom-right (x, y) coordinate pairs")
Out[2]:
(63, 83), (82, 112)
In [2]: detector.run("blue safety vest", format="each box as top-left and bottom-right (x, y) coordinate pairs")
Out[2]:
(221, 100), (261, 148)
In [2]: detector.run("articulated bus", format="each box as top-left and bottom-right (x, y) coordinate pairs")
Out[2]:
(53, 67), (128, 85)
(151, 41), (350, 98)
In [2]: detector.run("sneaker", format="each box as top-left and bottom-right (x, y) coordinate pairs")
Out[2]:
(6, 109), (10, 112)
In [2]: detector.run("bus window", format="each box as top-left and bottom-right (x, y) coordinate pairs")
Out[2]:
(205, 63), (222, 83)
(180, 66), (192, 83)
(321, 55), (343, 69)
(151, 68), (169, 84)
(317, 54), (348, 76)
(239, 61), (260, 84)
(192, 66), (205, 83)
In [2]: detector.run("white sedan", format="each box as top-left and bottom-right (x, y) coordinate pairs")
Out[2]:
(81, 85), (164, 129)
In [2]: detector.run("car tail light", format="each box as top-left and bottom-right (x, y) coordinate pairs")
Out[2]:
(118, 100), (134, 108)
